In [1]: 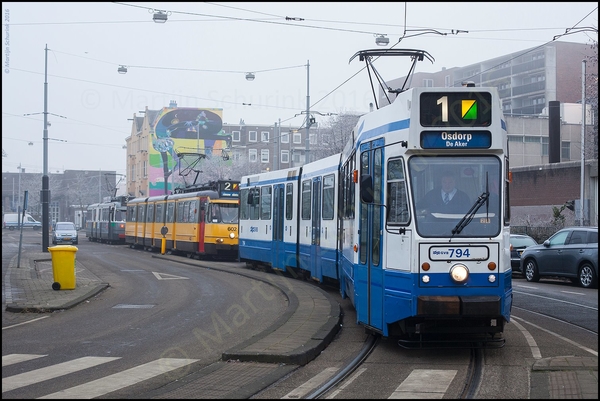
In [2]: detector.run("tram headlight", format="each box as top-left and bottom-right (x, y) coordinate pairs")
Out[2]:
(450, 264), (469, 283)
(229, 232), (235, 239)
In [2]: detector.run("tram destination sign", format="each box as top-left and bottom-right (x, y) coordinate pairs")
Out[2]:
(420, 130), (492, 149)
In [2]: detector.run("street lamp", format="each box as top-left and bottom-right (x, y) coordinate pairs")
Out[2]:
(375, 34), (389, 46)
(152, 10), (169, 23)
(304, 60), (310, 164)
(580, 59), (586, 226)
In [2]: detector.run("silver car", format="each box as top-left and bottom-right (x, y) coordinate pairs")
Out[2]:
(52, 222), (79, 245)
(520, 227), (598, 288)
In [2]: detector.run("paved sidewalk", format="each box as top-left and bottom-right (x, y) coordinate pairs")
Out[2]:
(3, 248), (597, 399)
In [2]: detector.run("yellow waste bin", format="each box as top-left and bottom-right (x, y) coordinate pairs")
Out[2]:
(48, 245), (78, 290)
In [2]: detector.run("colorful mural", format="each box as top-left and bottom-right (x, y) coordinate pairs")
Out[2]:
(148, 108), (231, 196)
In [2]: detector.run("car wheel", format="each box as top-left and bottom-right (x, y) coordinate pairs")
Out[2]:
(578, 263), (597, 288)
(524, 258), (540, 282)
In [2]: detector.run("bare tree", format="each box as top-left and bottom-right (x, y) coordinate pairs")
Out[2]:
(311, 112), (362, 160)
(173, 152), (261, 189)
(584, 40), (598, 160)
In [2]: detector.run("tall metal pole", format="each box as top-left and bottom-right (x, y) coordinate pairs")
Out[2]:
(42, 44), (50, 252)
(580, 59), (586, 226)
(304, 60), (310, 165)
(18, 163), (22, 211)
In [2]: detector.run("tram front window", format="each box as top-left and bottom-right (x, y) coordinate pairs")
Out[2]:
(409, 156), (501, 237)
(220, 204), (239, 224)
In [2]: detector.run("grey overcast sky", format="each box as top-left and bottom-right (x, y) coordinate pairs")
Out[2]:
(2, 2), (597, 177)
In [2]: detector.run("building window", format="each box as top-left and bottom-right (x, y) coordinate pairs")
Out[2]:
(542, 137), (549, 156)
(261, 131), (269, 142)
(309, 132), (317, 145)
(293, 132), (302, 144)
(292, 151), (301, 164)
(249, 149), (257, 162)
(423, 79), (433, 87)
(524, 136), (540, 143)
(444, 75), (450, 87)
(143, 160), (147, 177)
(508, 135), (523, 142)
(561, 141), (570, 161)
(130, 165), (136, 182)
(233, 150), (241, 161)
(281, 132), (290, 143)
(232, 131), (240, 142)
(281, 150), (290, 164)
(261, 149), (269, 163)
(249, 131), (257, 142)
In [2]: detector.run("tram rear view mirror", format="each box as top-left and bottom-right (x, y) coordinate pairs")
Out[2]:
(360, 175), (374, 203)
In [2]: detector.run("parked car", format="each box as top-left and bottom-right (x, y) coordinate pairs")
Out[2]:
(52, 222), (79, 245)
(510, 234), (538, 274)
(520, 227), (598, 288)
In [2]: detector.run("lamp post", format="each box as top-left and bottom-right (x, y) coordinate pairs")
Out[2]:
(42, 44), (50, 252)
(304, 60), (310, 165)
(18, 163), (22, 212)
(580, 59), (586, 226)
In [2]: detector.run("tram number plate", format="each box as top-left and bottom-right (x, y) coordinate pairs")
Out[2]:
(429, 246), (489, 260)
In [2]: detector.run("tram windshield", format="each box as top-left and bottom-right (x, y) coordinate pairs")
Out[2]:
(408, 155), (501, 238)
(114, 209), (126, 222)
(208, 203), (239, 224)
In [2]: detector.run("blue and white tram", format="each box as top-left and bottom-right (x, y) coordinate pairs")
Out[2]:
(240, 49), (512, 345)
(342, 85), (511, 341)
(239, 166), (301, 272)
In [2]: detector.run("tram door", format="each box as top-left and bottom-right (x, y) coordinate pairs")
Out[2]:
(272, 184), (286, 269)
(310, 178), (322, 280)
(356, 140), (384, 332)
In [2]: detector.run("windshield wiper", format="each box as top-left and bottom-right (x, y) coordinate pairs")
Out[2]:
(452, 191), (490, 236)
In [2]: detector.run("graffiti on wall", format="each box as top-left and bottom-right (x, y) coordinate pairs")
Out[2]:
(148, 108), (232, 195)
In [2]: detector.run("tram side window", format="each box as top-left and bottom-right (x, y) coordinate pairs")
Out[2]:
(138, 205), (146, 224)
(155, 203), (164, 223)
(208, 203), (220, 223)
(177, 202), (185, 223)
(301, 180), (311, 220)
(387, 159), (409, 224)
(188, 200), (198, 223)
(147, 204), (154, 223)
(127, 206), (136, 222)
(261, 186), (272, 220)
(166, 203), (175, 223)
(182, 202), (190, 223)
(322, 174), (335, 220)
(285, 183), (294, 220)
